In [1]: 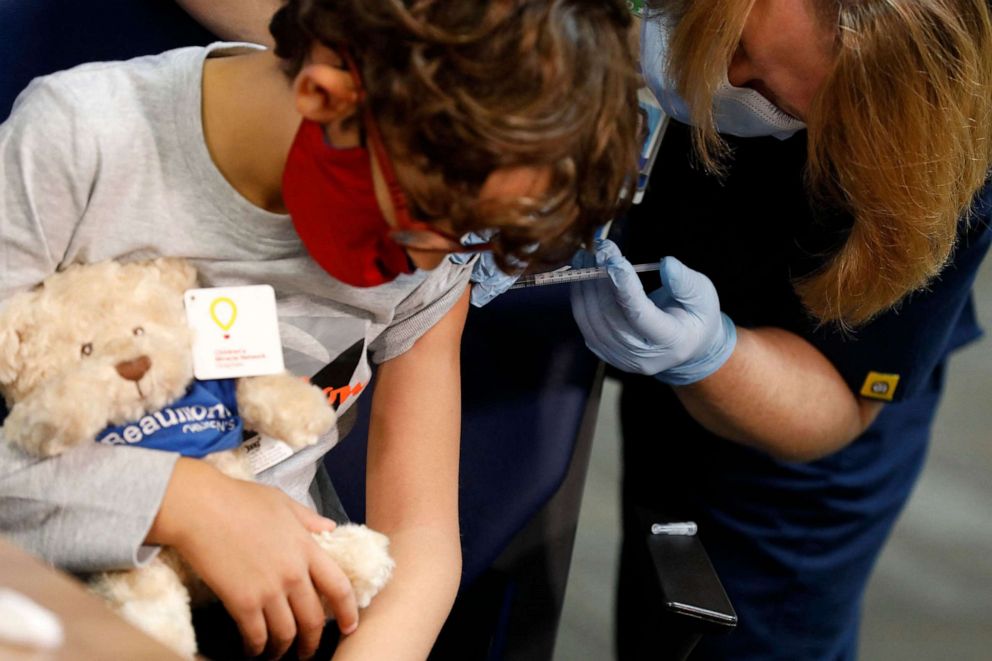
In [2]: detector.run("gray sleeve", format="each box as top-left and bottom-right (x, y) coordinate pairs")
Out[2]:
(0, 440), (180, 572)
(0, 76), (180, 571)
(368, 259), (472, 364)
(0, 76), (97, 298)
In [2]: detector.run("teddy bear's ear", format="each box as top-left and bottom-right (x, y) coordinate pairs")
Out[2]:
(0, 325), (21, 386)
(149, 258), (198, 294)
(0, 294), (33, 385)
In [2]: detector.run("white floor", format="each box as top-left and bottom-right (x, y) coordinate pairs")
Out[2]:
(555, 256), (992, 661)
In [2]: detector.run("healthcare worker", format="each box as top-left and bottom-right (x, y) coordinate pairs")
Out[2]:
(566, 0), (992, 659)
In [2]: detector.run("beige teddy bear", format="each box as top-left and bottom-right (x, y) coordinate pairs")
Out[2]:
(0, 258), (394, 658)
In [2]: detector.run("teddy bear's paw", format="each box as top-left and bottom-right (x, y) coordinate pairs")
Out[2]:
(312, 524), (395, 609)
(277, 397), (336, 449)
(248, 404), (332, 449)
(237, 374), (336, 449)
(204, 449), (255, 481)
(2, 377), (114, 457)
(2, 405), (97, 457)
(89, 558), (198, 658)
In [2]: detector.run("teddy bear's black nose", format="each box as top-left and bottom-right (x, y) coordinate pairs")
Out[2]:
(115, 355), (151, 382)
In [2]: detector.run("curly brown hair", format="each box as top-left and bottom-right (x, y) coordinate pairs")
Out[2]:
(270, 0), (641, 271)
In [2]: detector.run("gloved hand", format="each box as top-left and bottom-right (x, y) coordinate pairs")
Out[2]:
(449, 232), (523, 307)
(570, 239), (736, 385)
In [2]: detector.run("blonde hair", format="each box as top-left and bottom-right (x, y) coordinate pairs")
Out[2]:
(652, 0), (992, 326)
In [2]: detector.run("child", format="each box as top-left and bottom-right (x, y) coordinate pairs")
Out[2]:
(0, 0), (639, 658)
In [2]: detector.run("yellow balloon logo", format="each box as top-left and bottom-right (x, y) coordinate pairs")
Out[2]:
(210, 297), (237, 337)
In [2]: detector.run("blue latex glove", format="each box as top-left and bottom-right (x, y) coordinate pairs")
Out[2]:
(570, 239), (737, 385)
(449, 232), (523, 307)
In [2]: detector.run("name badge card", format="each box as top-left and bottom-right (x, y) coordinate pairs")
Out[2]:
(184, 285), (285, 380)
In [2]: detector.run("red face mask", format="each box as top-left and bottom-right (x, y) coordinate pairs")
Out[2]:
(282, 119), (415, 287)
(282, 49), (489, 288)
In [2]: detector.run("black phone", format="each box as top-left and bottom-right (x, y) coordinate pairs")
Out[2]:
(647, 531), (738, 632)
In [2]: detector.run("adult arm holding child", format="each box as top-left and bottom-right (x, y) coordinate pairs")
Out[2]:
(174, 0), (279, 45)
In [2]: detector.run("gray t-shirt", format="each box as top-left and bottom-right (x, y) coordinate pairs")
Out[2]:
(0, 43), (471, 571)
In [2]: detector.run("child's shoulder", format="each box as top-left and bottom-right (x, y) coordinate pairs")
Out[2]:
(13, 46), (208, 119)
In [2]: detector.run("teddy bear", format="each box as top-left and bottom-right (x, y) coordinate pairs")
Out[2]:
(0, 258), (394, 658)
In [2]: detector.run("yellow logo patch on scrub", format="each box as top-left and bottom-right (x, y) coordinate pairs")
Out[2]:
(859, 372), (900, 401)
(184, 285), (285, 380)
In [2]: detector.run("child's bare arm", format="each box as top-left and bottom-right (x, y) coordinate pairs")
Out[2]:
(174, 0), (280, 44)
(147, 457), (359, 659)
(332, 286), (470, 660)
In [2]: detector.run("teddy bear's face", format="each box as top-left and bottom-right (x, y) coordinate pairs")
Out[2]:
(0, 260), (199, 450)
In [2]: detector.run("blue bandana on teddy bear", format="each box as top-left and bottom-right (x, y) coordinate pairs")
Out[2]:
(95, 379), (243, 458)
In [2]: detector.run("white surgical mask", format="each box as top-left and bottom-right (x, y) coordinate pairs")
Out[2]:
(641, 18), (806, 140)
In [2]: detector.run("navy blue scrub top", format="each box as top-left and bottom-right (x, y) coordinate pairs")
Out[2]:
(619, 121), (991, 404)
(615, 121), (992, 659)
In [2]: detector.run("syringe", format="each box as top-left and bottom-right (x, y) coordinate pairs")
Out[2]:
(510, 263), (660, 289)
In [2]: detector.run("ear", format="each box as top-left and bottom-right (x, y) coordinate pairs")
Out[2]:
(293, 61), (359, 125)
(148, 257), (198, 294)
